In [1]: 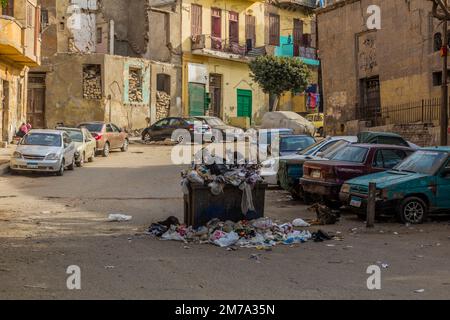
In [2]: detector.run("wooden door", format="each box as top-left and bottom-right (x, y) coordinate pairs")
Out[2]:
(293, 19), (303, 57)
(211, 8), (222, 50)
(245, 15), (256, 50)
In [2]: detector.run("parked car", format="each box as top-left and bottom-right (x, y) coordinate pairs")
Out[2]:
(57, 127), (96, 167)
(306, 113), (324, 137)
(277, 136), (358, 199)
(142, 117), (211, 144)
(78, 122), (129, 157)
(358, 131), (418, 148)
(261, 111), (316, 136)
(301, 144), (414, 208)
(193, 116), (243, 142)
(10, 129), (77, 176)
(252, 128), (294, 156)
(340, 147), (450, 224)
(260, 134), (316, 185)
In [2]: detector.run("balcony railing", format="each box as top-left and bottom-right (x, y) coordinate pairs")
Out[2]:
(191, 35), (267, 59)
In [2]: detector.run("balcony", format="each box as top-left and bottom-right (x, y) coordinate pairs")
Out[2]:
(274, 0), (319, 10)
(0, 16), (40, 67)
(191, 35), (267, 62)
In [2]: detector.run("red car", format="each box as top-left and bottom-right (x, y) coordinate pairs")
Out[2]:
(300, 144), (414, 208)
(78, 122), (129, 157)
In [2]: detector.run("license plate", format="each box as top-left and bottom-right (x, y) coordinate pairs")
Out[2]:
(350, 197), (362, 208)
(311, 170), (321, 178)
(27, 162), (39, 169)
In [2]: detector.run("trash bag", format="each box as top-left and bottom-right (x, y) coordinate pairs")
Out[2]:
(108, 214), (132, 222)
(148, 223), (168, 237)
(252, 218), (274, 230)
(158, 216), (180, 228)
(283, 230), (312, 245)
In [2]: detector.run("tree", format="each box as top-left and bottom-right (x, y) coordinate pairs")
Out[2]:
(249, 55), (311, 111)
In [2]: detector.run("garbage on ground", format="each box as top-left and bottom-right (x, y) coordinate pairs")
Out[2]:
(108, 214), (132, 222)
(293, 218), (310, 227)
(309, 204), (339, 225)
(147, 216), (334, 249)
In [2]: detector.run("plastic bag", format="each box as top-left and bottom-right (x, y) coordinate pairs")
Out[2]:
(252, 218), (273, 230)
(214, 232), (240, 247)
(293, 218), (310, 227)
(108, 214), (132, 222)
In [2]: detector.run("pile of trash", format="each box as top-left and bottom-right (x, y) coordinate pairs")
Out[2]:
(148, 216), (334, 249)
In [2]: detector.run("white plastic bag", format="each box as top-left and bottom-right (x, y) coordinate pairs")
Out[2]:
(108, 214), (132, 222)
(293, 218), (310, 227)
(214, 232), (240, 247)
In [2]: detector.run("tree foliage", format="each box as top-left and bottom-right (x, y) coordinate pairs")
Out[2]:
(1, 0), (8, 8)
(249, 55), (311, 99)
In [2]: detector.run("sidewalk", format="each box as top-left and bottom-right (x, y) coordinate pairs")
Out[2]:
(0, 144), (14, 175)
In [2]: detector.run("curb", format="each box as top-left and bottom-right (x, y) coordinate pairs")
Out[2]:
(0, 163), (10, 176)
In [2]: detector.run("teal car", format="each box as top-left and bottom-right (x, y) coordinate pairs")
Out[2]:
(340, 147), (450, 224)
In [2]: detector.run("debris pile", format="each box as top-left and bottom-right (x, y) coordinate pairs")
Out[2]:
(83, 65), (102, 100)
(148, 216), (334, 249)
(156, 91), (170, 121)
(128, 69), (143, 103)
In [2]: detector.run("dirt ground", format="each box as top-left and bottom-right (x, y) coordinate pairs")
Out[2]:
(0, 143), (449, 300)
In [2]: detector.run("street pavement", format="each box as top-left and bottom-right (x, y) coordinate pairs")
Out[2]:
(0, 143), (450, 299)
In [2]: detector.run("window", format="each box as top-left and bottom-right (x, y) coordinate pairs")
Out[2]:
(106, 124), (114, 133)
(97, 27), (103, 44)
(191, 4), (202, 37)
(41, 9), (49, 29)
(157, 74), (171, 94)
(154, 119), (169, 128)
(16, 79), (22, 119)
(1, 0), (14, 17)
(269, 14), (280, 46)
(373, 149), (408, 169)
(26, 3), (34, 28)
(83, 65), (102, 100)
(128, 67), (143, 103)
(245, 15), (256, 50)
(211, 8), (222, 49)
(434, 33), (443, 52)
(331, 146), (369, 163)
(229, 11), (239, 45)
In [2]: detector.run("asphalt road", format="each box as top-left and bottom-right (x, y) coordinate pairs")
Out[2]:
(0, 143), (449, 299)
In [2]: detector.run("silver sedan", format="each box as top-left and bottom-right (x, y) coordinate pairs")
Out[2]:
(10, 129), (77, 176)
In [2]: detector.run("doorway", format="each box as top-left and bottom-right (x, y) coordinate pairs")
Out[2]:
(27, 73), (46, 129)
(359, 76), (381, 126)
(293, 19), (303, 57)
(209, 74), (222, 118)
(237, 89), (252, 122)
(188, 83), (206, 116)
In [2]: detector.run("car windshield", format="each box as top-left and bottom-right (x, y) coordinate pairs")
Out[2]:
(21, 133), (61, 147)
(330, 146), (369, 163)
(297, 139), (329, 156)
(322, 140), (351, 158)
(205, 118), (226, 126)
(80, 123), (103, 132)
(393, 150), (448, 174)
(280, 136), (315, 152)
(65, 130), (83, 142)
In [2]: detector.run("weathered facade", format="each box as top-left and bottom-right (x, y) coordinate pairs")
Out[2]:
(181, 0), (320, 127)
(317, 0), (448, 142)
(31, 0), (182, 130)
(1, 0), (41, 145)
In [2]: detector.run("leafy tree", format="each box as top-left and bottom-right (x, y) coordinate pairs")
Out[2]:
(249, 55), (311, 111)
(1, 0), (8, 8)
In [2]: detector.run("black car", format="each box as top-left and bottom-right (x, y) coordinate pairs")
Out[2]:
(193, 116), (244, 142)
(142, 117), (211, 143)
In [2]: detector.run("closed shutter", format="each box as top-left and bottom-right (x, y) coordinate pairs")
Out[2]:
(245, 15), (256, 49)
(191, 4), (202, 37)
(229, 11), (239, 45)
(211, 8), (222, 49)
(269, 14), (280, 46)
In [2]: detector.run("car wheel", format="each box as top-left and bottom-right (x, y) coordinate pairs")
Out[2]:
(10, 169), (18, 176)
(56, 160), (65, 176)
(88, 151), (95, 162)
(398, 197), (428, 224)
(121, 139), (129, 152)
(143, 132), (152, 142)
(103, 142), (110, 157)
(76, 153), (85, 167)
(68, 157), (75, 171)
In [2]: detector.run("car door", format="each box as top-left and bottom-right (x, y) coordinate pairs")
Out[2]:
(112, 124), (124, 147)
(167, 118), (183, 139)
(62, 133), (75, 165)
(150, 119), (170, 140)
(436, 158), (450, 209)
(105, 124), (117, 148)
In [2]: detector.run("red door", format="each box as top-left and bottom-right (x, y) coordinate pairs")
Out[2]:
(211, 8), (222, 50)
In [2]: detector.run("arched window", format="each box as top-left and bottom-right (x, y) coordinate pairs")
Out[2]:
(434, 32), (443, 52)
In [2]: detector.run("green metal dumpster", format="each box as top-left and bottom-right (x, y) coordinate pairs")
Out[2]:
(184, 182), (268, 228)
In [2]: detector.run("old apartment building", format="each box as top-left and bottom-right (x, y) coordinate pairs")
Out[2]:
(317, 0), (448, 144)
(0, 0), (41, 145)
(182, 0), (320, 126)
(31, 0), (182, 130)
